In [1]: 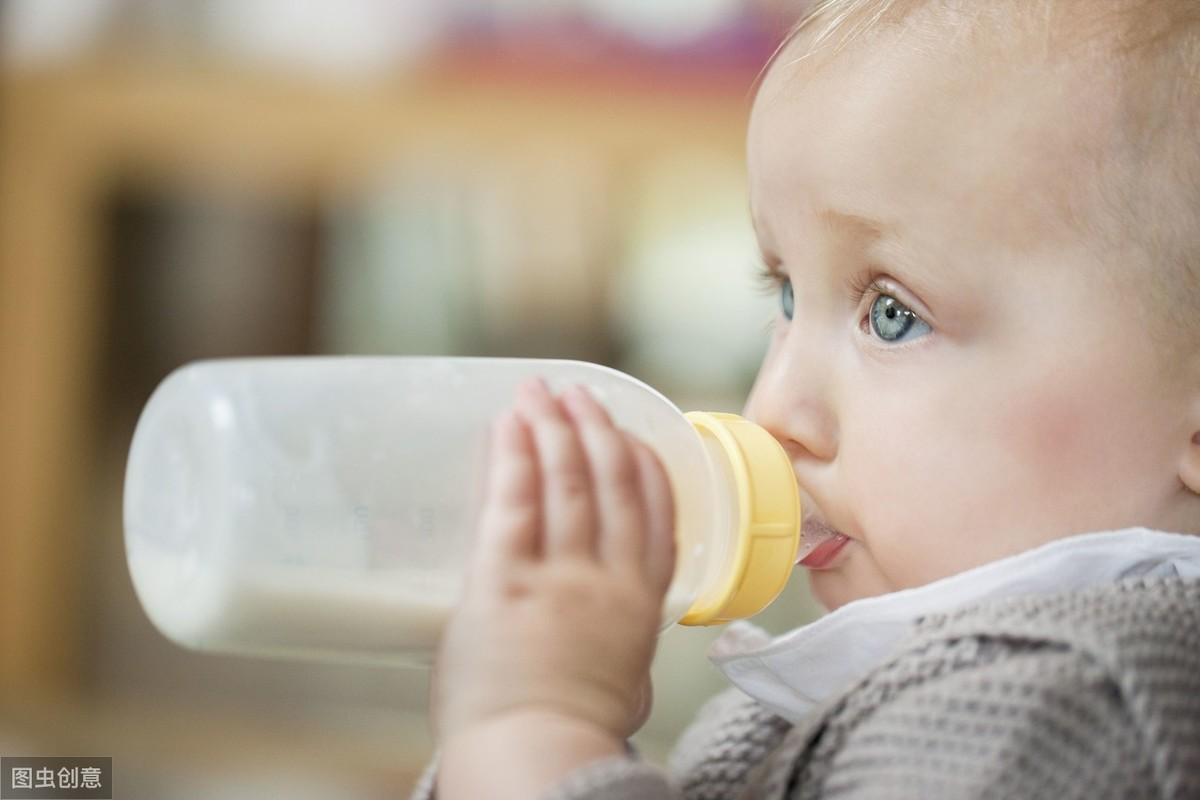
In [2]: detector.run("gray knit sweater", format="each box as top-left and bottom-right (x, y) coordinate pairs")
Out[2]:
(409, 575), (1200, 799)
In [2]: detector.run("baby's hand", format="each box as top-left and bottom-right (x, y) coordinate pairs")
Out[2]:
(431, 377), (676, 746)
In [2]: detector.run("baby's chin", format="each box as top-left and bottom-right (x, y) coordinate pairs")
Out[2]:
(805, 558), (897, 612)
(807, 575), (860, 613)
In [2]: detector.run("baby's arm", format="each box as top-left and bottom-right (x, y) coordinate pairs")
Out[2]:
(424, 378), (678, 800)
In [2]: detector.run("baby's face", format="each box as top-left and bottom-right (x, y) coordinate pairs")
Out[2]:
(743, 24), (1197, 610)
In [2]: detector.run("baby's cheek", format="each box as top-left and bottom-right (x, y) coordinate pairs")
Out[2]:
(845, 409), (990, 588)
(994, 375), (1152, 532)
(1005, 392), (1084, 476)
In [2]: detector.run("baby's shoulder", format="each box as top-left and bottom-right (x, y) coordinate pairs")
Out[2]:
(909, 573), (1200, 668)
(782, 577), (1200, 799)
(830, 574), (1200, 798)
(893, 574), (1200, 734)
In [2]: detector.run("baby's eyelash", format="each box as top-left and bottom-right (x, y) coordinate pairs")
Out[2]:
(753, 260), (784, 334)
(754, 259), (786, 295)
(845, 269), (882, 305)
(849, 268), (902, 307)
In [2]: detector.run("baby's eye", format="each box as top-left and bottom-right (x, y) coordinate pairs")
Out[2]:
(753, 262), (793, 322)
(780, 277), (794, 321)
(868, 293), (930, 343)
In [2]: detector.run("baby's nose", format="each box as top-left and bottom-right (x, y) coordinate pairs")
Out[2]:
(743, 354), (837, 463)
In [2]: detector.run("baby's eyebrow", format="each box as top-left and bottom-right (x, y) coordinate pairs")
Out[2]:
(816, 208), (890, 241)
(749, 202), (944, 302)
(749, 201), (893, 260)
(748, 201), (775, 261)
(818, 209), (947, 298)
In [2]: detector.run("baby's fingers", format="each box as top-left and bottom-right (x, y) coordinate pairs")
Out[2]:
(560, 384), (676, 592)
(560, 385), (645, 568)
(515, 377), (597, 560)
(629, 439), (676, 595)
(472, 409), (540, 573)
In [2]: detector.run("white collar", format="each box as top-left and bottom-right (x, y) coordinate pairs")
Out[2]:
(708, 527), (1200, 725)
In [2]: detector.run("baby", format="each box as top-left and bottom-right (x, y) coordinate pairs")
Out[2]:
(415, 0), (1200, 797)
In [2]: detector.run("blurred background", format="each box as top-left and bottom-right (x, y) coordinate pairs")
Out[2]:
(0, 1), (824, 797)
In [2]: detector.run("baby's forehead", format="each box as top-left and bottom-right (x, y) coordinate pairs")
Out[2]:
(758, 0), (1193, 139)
(750, 11), (1127, 250)
(758, 1), (1121, 105)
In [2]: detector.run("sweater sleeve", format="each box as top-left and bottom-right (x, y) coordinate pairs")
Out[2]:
(798, 636), (1159, 800)
(406, 742), (680, 800)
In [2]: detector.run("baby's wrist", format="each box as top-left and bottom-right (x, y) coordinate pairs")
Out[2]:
(439, 709), (626, 800)
(439, 679), (636, 745)
(443, 705), (623, 751)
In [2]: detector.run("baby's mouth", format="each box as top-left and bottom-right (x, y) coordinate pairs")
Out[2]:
(795, 516), (852, 568)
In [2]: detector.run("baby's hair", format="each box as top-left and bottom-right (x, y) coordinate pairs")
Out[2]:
(753, 0), (902, 82)
(756, 0), (1200, 80)
(753, 0), (1200, 374)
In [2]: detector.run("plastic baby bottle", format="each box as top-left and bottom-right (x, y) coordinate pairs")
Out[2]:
(123, 356), (804, 666)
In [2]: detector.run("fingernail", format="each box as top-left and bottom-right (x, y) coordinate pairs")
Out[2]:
(494, 410), (523, 434)
(514, 380), (535, 409)
(560, 384), (583, 408)
(517, 376), (547, 402)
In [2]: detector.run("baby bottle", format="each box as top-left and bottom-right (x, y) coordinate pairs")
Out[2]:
(123, 356), (804, 666)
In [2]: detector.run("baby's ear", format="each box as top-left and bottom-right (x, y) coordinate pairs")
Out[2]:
(1182, 430), (1200, 496)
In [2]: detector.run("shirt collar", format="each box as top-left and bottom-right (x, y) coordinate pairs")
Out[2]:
(708, 527), (1200, 725)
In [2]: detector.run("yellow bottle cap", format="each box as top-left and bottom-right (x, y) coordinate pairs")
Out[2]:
(678, 412), (801, 626)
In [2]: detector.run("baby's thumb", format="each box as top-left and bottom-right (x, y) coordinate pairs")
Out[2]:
(630, 440), (677, 595)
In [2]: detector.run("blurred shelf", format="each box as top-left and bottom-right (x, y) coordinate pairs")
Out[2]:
(427, 39), (768, 99)
(0, 53), (749, 194)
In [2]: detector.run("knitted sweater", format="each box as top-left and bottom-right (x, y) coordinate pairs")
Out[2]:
(409, 575), (1200, 799)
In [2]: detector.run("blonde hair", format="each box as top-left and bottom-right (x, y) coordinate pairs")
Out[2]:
(756, 0), (1200, 76)
(753, 0), (1200, 371)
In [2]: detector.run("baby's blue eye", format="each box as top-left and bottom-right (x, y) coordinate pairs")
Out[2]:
(780, 278), (794, 320)
(869, 294), (930, 343)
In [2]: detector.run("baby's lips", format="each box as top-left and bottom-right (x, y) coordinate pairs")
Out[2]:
(795, 516), (845, 563)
